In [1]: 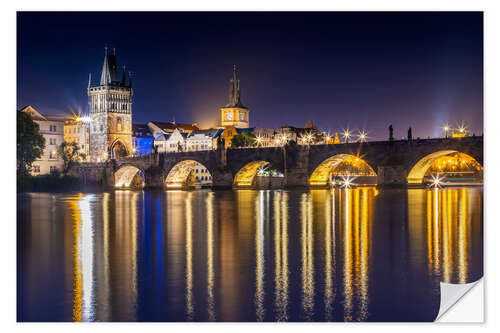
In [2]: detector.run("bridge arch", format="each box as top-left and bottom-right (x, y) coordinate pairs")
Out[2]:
(233, 161), (270, 187)
(165, 159), (212, 189)
(114, 165), (145, 189)
(309, 154), (377, 187)
(407, 150), (483, 184)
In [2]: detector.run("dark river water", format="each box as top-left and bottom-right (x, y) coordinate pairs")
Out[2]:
(17, 187), (483, 322)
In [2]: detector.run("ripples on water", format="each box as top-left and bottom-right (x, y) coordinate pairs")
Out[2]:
(17, 188), (483, 322)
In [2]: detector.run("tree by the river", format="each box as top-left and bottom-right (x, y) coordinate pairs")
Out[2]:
(57, 141), (86, 175)
(231, 131), (257, 147)
(17, 111), (45, 176)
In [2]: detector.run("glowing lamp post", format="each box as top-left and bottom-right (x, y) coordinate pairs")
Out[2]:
(357, 130), (368, 143)
(255, 135), (263, 147)
(443, 124), (450, 138)
(342, 129), (352, 143)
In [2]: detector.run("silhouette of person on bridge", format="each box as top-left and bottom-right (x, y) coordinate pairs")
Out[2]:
(389, 125), (394, 142)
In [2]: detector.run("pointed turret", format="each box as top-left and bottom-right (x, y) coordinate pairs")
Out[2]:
(128, 71), (133, 88)
(100, 46), (120, 85)
(121, 65), (128, 86)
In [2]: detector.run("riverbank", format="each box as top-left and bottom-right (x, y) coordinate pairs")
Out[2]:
(17, 173), (94, 192)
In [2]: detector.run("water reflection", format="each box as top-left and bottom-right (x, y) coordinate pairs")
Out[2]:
(424, 188), (480, 284)
(300, 193), (314, 320)
(185, 192), (194, 320)
(70, 194), (96, 322)
(17, 187), (482, 322)
(337, 188), (373, 322)
(206, 192), (216, 321)
(255, 191), (265, 321)
(274, 191), (289, 321)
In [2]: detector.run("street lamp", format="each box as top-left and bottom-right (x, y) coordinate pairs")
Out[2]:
(342, 129), (351, 143)
(357, 130), (368, 143)
(255, 135), (263, 147)
(442, 123), (450, 138)
(457, 123), (467, 134)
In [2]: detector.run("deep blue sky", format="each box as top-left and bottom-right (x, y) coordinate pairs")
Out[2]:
(17, 12), (483, 140)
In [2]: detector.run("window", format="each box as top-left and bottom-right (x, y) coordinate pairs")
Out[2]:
(33, 165), (40, 173)
(49, 150), (56, 159)
(117, 117), (122, 131)
(49, 125), (57, 132)
(100, 125), (103, 132)
(50, 166), (57, 173)
(49, 138), (57, 145)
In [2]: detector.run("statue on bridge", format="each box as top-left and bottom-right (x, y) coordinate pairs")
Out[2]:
(389, 125), (394, 142)
(408, 127), (412, 141)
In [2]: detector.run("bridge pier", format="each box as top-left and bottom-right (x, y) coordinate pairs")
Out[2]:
(376, 165), (408, 186)
(212, 169), (233, 189)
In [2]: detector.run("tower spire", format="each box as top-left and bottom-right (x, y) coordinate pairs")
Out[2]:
(226, 64), (244, 108)
(100, 47), (120, 85)
(104, 44), (108, 55)
(88, 73), (92, 89)
(121, 65), (127, 86)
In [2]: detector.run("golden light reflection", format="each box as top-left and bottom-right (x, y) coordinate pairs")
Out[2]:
(206, 192), (216, 321)
(274, 191), (289, 321)
(113, 191), (139, 321)
(339, 187), (374, 321)
(71, 194), (83, 322)
(185, 192), (194, 320)
(255, 191), (265, 321)
(324, 189), (335, 320)
(300, 193), (314, 320)
(71, 194), (95, 322)
(343, 189), (353, 321)
(425, 188), (478, 284)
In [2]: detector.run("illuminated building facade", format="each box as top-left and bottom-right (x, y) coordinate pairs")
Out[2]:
(154, 128), (187, 153)
(88, 48), (133, 162)
(132, 124), (154, 156)
(253, 127), (276, 147)
(147, 121), (199, 137)
(186, 129), (223, 151)
(278, 121), (324, 145)
(64, 118), (90, 161)
(220, 65), (249, 129)
(192, 164), (212, 186)
(20, 105), (67, 175)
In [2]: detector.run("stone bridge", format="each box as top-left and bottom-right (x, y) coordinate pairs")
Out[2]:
(74, 136), (483, 189)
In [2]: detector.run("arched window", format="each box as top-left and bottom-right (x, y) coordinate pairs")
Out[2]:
(117, 117), (122, 131)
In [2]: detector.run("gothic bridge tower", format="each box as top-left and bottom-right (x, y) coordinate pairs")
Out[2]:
(88, 47), (133, 162)
(220, 65), (249, 128)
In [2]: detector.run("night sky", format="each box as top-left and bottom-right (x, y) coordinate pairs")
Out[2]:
(17, 12), (483, 140)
